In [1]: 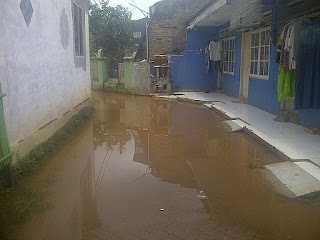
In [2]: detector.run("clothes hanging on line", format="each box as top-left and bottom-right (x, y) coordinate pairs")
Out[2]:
(276, 20), (301, 102)
(279, 22), (291, 69)
(208, 40), (221, 61)
(205, 45), (212, 73)
(276, 20), (301, 70)
(214, 60), (221, 71)
(284, 20), (302, 70)
(278, 65), (296, 101)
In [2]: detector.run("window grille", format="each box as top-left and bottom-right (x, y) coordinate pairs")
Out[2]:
(286, 1), (305, 19)
(219, 28), (230, 39)
(260, 11), (272, 27)
(222, 37), (235, 74)
(250, 29), (270, 78)
(73, 3), (84, 57)
(286, 0), (320, 21)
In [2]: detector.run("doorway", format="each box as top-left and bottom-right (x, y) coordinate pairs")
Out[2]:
(239, 32), (251, 103)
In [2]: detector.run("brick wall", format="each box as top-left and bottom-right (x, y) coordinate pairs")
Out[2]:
(148, 0), (210, 59)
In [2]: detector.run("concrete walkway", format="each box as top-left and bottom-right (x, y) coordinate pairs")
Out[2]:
(156, 92), (320, 198)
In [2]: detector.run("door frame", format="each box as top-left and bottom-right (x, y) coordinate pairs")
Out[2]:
(239, 31), (251, 103)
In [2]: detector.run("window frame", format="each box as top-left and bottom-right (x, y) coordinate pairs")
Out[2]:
(221, 36), (235, 75)
(249, 27), (271, 80)
(72, 2), (85, 57)
(133, 32), (142, 38)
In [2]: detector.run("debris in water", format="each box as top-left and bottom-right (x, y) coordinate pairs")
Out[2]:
(197, 190), (208, 200)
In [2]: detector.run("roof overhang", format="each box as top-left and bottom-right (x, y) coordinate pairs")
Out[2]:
(188, 0), (235, 29)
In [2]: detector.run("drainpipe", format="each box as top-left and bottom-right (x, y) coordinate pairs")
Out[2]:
(146, 21), (149, 61)
(217, 70), (222, 90)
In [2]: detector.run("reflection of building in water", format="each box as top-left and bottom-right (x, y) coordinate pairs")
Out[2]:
(132, 129), (149, 166)
(56, 128), (99, 240)
(131, 99), (196, 188)
(170, 103), (210, 155)
(93, 93), (151, 129)
(184, 111), (287, 235)
(149, 131), (196, 188)
(93, 93), (153, 152)
(151, 99), (173, 133)
(132, 127), (196, 188)
(19, 126), (100, 240)
(80, 156), (100, 239)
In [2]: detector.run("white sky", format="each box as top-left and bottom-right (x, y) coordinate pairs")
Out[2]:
(91, 0), (160, 20)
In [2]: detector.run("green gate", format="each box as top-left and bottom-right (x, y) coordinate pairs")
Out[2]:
(0, 83), (13, 187)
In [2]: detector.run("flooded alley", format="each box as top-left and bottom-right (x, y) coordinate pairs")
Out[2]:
(15, 93), (320, 240)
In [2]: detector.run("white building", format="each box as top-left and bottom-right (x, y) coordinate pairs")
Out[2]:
(0, 0), (91, 160)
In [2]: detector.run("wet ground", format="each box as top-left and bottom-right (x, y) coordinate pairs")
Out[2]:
(15, 92), (320, 240)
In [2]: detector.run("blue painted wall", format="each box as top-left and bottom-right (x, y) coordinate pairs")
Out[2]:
(170, 26), (222, 91)
(248, 44), (280, 115)
(249, 0), (320, 128)
(170, 0), (320, 128)
(246, 2), (282, 115)
(298, 110), (320, 129)
(221, 31), (242, 98)
(288, 0), (320, 128)
(247, 2), (287, 115)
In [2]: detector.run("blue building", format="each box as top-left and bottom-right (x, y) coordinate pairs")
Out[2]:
(170, 0), (320, 128)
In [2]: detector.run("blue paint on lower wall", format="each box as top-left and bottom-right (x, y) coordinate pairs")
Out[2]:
(171, 51), (217, 91)
(248, 77), (280, 115)
(170, 26), (224, 91)
(298, 109), (320, 129)
(222, 74), (240, 98)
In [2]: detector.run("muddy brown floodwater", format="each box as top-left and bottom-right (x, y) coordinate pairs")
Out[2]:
(16, 92), (320, 240)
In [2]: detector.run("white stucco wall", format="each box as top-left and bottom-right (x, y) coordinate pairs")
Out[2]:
(0, 0), (91, 146)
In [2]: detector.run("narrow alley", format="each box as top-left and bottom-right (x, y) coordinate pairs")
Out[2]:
(14, 93), (320, 240)
(1, 0), (320, 239)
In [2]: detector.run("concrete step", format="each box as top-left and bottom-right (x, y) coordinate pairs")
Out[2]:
(263, 161), (320, 198)
(220, 120), (246, 133)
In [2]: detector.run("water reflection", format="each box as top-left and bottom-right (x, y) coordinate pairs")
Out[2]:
(17, 124), (100, 240)
(92, 93), (320, 239)
(17, 92), (320, 240)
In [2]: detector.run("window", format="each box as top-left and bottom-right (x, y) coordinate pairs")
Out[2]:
(250, 29), (270, 78)
(221, 37), (235, 74)
(133, 32), (142, 38)
(73, 3), (84, 56)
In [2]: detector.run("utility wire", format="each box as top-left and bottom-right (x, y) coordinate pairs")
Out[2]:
(128, 3), (148, 17)
(130, 0), (139, 8)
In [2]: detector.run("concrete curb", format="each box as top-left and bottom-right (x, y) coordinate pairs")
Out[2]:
(156, 93), (320, 198)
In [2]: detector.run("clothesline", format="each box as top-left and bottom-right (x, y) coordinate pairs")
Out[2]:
(277, 19), (301, 101)
(205, 40), (222, 73)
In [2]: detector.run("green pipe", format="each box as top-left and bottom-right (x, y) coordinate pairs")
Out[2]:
(0, 151), (13, 165)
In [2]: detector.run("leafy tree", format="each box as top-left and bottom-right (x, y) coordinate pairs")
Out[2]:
(89, 1), (132, 75)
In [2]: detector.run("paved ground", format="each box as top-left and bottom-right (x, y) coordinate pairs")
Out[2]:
(156, 92), (320, 197)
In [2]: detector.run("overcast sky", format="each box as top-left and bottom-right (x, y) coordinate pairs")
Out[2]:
(91, 0), (160, 20)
